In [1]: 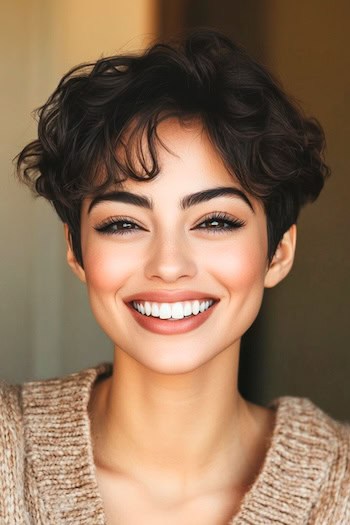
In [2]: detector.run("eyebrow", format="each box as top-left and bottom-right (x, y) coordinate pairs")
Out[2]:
(88, 191), (153, 214)
(87, 186), (255, 214)
(183, 187), (254, 212)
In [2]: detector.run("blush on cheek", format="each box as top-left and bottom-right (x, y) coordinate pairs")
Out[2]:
(214, 243), (267, 337)
(83, 244), (133, 292)
(213, 240), (267, 292)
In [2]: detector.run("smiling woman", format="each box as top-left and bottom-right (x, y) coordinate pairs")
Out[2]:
(1, 28), (349, 525)
(70, 120), (273, 359)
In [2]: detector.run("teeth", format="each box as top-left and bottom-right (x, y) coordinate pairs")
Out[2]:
(132, 299), (214, 319)
(192, 300), (200, 315)
(144, 302), (152, 316)
(183, 301), (192, 317)
(170, 302), (184, 320)
(159, 303), (171, 319)
(151, 303), (159, 317)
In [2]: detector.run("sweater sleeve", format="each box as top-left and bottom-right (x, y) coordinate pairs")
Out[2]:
(0, 381), (30, 525)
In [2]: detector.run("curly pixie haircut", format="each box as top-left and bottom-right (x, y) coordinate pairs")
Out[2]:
(17, 28), (330, 267)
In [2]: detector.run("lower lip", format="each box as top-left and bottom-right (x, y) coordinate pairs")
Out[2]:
(126, 302), (219, 335)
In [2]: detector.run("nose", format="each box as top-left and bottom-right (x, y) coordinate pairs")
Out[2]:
(144, 231), (197, 283)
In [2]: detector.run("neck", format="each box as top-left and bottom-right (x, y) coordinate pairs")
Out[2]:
(89, 343), (273, 499)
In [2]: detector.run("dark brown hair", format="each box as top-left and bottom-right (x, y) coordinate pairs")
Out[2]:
(16, 28), (330, 266)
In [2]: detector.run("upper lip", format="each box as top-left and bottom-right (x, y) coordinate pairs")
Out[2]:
(124, 290), (220, 304)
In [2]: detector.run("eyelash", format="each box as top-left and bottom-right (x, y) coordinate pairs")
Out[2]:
(195, 212), (246, 232)
(94, 216), (140, 235)
(94, 212), (246, 236)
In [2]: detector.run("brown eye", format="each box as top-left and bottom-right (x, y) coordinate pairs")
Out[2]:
(94, 218), (143, 235)
(195, 213), (245, 233)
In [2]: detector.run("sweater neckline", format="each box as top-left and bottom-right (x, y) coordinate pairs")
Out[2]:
(22, 362), (336, 524)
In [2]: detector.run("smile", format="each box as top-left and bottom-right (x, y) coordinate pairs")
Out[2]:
(131, 299), (215, 320)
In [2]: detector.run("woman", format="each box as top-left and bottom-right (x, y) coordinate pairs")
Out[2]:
(1, 29), (349, 524)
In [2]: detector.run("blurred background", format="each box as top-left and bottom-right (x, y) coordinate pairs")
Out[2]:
(1, 0), (349, 420)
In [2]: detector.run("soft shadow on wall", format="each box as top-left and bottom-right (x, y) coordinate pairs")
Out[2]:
(157, 0), (350, 420)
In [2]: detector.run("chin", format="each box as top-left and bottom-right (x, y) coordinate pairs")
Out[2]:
(125, 345), (220, 376)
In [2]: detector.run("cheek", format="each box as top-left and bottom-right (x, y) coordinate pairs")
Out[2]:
(82, 239), (138, 292)
(208, 233), (267, 292)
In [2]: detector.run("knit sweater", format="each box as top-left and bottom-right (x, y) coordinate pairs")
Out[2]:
(0, 363), (349, 524)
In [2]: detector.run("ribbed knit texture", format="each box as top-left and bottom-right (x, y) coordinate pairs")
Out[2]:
(0, 363), (349, 524)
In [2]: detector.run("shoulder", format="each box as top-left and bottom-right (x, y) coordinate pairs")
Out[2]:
(273, 396), (350, 523)
(273, 396), (350, 450)
(20, 361), (112, 409)
(273, 395), (350, 440)
(18, 362), (113, 451)
(0, 363), (112, 522)
(0, 380), (26, 518)
(0, 379), (24, 442)
(0, 362), (112, 460)
(20, 363), (112, 523)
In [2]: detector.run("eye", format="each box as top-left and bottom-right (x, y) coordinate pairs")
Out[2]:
(194, 212), (246, 233)
(94, 217), (144, 235)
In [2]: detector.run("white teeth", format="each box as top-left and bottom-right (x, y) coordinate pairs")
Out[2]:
(183, 301), (192, 317)
(132, 299), (214, 319)
(171, 302), (184, 319)
(144, 301), (152, 316)
(151, 303), (160, 317)
(192, 300), (200, 315)
(159, 303), (172, 319)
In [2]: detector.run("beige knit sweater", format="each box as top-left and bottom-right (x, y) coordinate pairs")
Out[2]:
(0, 363), (349, 524)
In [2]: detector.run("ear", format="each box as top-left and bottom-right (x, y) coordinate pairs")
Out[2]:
(64, 224), (86, 283)
(264, 224), (297, 288)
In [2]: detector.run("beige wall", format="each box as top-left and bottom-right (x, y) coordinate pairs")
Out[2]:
(258, 1), (350, 419)
(1, 0), (156, 382)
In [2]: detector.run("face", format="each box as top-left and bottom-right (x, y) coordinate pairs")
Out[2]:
(67, 119), (292, 374)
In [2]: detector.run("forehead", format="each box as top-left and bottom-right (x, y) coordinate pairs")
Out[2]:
(115, 118), (240, 191)
(153, 118), (234, 183)
(83, 118), (262, 214)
